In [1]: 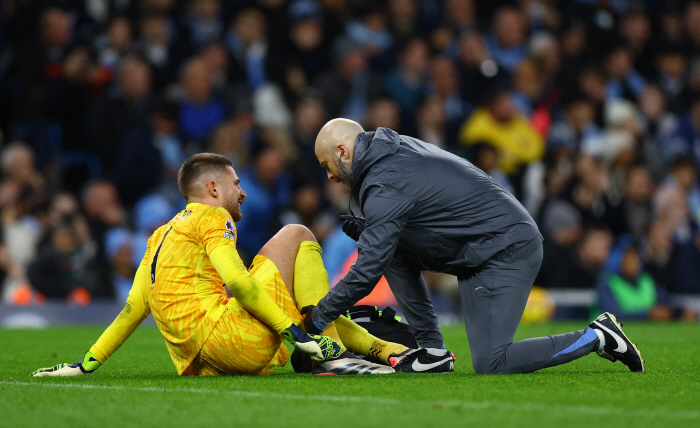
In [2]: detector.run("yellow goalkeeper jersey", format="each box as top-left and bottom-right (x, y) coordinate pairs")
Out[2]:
(89, 202), (294, 375)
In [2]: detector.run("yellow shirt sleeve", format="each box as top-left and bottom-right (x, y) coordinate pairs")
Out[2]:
(89, 262), (151, 364)
(198, 206), (293, 334)
(209, 244), (294, 334)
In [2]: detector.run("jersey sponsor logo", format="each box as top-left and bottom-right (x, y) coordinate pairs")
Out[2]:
(368, 342), (385, 360)
(411, 356), (453, 372)
(592, 321), (628, 353)
(174, 210), (192, 223)
(223, 231), (235, 240)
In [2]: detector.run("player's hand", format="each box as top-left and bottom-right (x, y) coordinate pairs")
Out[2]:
(31, 351), (101, 377)
(300, 305), (329, 335)
(340, 215), (366, 241)
(281, 323), (342, 362)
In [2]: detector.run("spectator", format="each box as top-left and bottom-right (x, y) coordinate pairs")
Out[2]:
(225, 8), (269, 91)
(95, 16), (133, 73)
(236, 141), (291, 260)
(415, 95), (448, 148)
(538, 224), (613, 290)
(2, 1), (700, 315)
(429, 56), (469, 142)
(112, 99), (183, 207)
(443, 0), (476, 35)
(131, 193), (177, 271)
(28, 216), (108, 302)
(387, 0), (421, 45)
(1, 143), (45, 195)
(603, 45), (647, 101)
(384, 38), (430, 118)
(86, 55), (152, 175)
(471, 142), (513, 194)
(459, 90), (545, 180)
(344, 6), (393, 54)
(135, 12), (187, 90)
(666, 95), (700, 167)
(81, 180), (126, 249)
(289, 97), (327, 186)
(560, 154), (628, 236)
(209, 121), (250, 172)
(637, 84), (678, 181)
(272, 0), (329, 97)
(456, 31), (501, 105)
(659, 157), (700, 226)
(184, 0), (223, 50)
(104, 227), (135, 302)
(618, 11), (654, 79)
(364, 98), (402, 133)
(655, 45), (687, 114)
(548, 97), (603, 155)
(622, 165), (655, 241)
(177, 57), (226, 146)
(314, 38), (383, 122)
(484, 6), (528, 74)
(596, 236), (672, 321)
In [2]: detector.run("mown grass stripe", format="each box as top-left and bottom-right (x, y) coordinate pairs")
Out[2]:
(2, 380), (696, 420)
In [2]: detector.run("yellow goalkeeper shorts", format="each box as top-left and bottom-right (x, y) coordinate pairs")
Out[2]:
(189, 255), (302, 376)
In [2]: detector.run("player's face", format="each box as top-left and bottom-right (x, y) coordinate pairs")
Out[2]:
(220, 166), (246, 221)
(319, 153), (354, 190)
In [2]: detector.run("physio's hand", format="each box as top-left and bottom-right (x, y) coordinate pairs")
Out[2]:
(281, 323), (342, 362)
(300, 305), (329, 336)
(340, 215), (366, 241)
(31, 351), (101, 377)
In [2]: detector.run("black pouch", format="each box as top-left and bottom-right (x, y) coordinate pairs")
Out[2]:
(345, 305), (418, 350)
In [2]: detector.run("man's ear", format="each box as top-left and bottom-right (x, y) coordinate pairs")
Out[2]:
(338, 144), (347, 160)
(206, 180), (218, 198)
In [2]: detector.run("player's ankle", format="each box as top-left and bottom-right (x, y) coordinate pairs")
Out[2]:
(378, 341), (409, 364)
(592, 327), (606, 351)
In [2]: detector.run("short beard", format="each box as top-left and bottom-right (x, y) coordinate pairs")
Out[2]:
(335, 156), (354, 190)
(225, 199), (242, 222)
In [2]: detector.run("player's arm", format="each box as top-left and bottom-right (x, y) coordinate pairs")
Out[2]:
(204, 211), (341, 361)
(210, 245), (294, 334)
(310, 184), (414, 331)
(31, 263), (151, 377)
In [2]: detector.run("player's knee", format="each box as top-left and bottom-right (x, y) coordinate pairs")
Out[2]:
(280, 224), (316, 243)
(472, 356), (501, 374)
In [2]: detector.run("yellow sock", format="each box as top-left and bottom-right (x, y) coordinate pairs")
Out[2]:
(294, 241), (345, 352)
(334, 315), (409, 364)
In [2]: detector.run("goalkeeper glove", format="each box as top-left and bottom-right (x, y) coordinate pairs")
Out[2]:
(281, 323), (342, 362)
(31, 351), (101, 377)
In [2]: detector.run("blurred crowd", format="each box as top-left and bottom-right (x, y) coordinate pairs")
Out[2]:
(0, 0), (699, 321)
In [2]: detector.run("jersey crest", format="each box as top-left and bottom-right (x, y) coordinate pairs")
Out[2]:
(224, 219), (236, 241)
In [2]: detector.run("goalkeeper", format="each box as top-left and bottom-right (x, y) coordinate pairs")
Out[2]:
(32, 153), (406, 377)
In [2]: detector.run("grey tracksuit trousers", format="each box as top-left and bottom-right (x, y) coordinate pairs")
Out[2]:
(386, 242), (599, 374)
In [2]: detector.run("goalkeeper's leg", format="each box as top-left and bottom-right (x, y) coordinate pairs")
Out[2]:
(257, 225), (346, 351)
(258, 225), (408, 364)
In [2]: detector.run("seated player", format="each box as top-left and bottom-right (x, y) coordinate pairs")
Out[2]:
(32, 153), (408, 377)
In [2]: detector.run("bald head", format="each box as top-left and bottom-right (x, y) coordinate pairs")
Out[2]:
(315, 118), (364, 157)
(315, 118), (364, 188)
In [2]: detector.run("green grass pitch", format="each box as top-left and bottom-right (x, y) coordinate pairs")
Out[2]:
(1, 322), (699, 428)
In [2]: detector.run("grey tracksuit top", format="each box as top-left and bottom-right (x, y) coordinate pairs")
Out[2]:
(314, 127), (543, 324)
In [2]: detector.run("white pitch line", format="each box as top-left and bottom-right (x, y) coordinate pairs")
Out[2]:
(1, 380), (697, 420)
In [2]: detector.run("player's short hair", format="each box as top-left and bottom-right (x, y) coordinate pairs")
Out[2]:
(177, 153), (233, 200)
